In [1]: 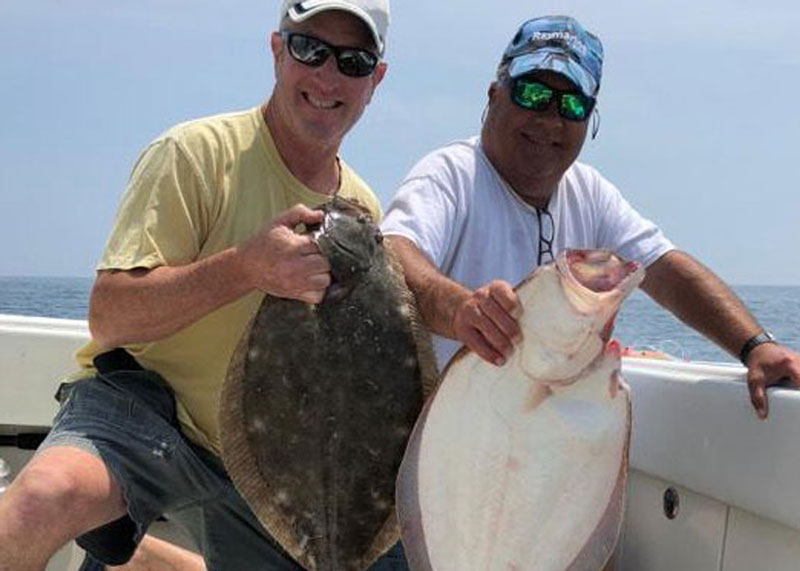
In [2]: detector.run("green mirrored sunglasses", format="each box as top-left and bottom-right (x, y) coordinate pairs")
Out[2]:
(509, 77), (596, 122)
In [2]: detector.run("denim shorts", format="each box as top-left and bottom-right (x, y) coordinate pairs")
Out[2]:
(39, 367), (409, 571)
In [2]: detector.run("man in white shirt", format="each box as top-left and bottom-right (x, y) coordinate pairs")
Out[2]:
(382, 15), (800, 417)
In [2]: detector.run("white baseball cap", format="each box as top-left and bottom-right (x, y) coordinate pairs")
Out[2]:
(280, 0), (390, 54)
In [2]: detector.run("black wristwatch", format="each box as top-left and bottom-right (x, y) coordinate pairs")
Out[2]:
(739, 331), (777, 365)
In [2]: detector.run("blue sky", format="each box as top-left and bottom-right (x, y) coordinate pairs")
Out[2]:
(1, 1), (798, 284)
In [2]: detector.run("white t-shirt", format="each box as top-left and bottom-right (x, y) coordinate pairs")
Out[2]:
(381, 136), (675, 367)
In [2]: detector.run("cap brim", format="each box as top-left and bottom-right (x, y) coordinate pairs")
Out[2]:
(508, 52), (597, 97)
(287, 1), (384, 54)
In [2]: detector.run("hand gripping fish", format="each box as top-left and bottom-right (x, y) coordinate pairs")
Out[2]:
(220, 197), (437, 571)
(397, 250), (644, 571)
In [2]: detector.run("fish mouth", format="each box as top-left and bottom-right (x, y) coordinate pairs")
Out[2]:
(559, 250), (643, 297)
(314, 204), (377, 268)
(557, 250), (644, 342)
(321, 221), (379, 275)
(312, 200), (381, 303)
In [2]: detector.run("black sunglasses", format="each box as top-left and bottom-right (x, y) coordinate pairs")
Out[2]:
(509, 77), (596, 122)
(281, 32), (379, 78)
(535, 206), (554, 265)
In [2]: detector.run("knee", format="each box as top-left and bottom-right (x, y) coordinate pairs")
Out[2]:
(6, 450), (123, 533)
(7, 462), (87, 525)
(0, 456), (114, 566)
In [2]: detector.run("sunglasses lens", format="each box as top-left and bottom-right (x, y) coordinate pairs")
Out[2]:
(287, 34), (330, 66)
(511, 77), (595, 121)
(560, 94), (591, 121)
(513, 80), (553, 110)
(285, 33), (377, 78)
(337, 50), (378, 77)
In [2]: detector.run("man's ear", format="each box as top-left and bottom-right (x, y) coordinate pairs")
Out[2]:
(270, 32), (285, 80)
(488, 81), (499, 102)
(365, 61), (388, 105)
(270, 32), (284, 61)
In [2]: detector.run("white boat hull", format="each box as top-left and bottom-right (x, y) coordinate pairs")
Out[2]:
(2, 314), (799, 570)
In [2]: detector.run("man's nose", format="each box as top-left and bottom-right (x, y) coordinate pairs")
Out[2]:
(312, 53), (342, 83)
(541, 98), (564, 120)
(529, 100), (565, 129)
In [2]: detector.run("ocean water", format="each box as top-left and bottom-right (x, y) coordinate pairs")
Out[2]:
(616, 287), (800, 363)
(0, 277), (93, 322)
(0, 277), (798, 364)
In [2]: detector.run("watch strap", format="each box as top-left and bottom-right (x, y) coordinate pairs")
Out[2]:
(739, 331), (776, 365)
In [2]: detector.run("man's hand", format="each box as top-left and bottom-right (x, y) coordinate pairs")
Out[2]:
(745, 343), (800, 420)
(641, 251), (800, 420)
(384, 236), (522, 364)
(451, 280), (522, 367)
(239, 204), (331, 304)
(90, 204), (332, 347)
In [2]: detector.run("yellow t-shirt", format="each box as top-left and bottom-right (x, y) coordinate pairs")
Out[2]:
(74, 107), (382, 453)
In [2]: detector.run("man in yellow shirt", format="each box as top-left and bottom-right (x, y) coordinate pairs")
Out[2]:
(0, 1), (403, 569)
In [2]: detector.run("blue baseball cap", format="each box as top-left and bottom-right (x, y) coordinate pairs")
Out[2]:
(499, 16), (603, 98)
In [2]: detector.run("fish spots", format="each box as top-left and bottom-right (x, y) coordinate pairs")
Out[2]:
(248, 418), (268, 434)
(363, 379), (383, 396)
(275, 488), (292, 506)
(398, 303), (412, 319)
(506, 456), (523, 472)
(394, 425), (411, 438)
(523, 383), (553, 413)
(507, 564), (522, 571)
(299, 534), (311, 551)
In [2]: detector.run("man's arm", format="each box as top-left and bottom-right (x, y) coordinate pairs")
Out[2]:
(640, 250), (800, 418)
(90, 204), (329, 349)
(386, 236), (521, 366)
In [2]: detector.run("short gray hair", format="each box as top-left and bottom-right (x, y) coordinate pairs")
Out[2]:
(495, 61), (511, 83)
(278, 15), (293, 31)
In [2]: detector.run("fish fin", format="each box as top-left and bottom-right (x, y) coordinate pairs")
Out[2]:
(362, 513), (402, 570)
(565, 397), (631, 571)
(383, 243), (440, 399)
(396, 396), (436, 571)
(219, 300), (315, 569)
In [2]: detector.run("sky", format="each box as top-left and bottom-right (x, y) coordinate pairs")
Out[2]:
(0, 1), (798, 284)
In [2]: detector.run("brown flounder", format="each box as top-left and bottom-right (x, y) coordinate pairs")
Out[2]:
(397, 250), (644, 571)
(220, 197), (437, 571)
